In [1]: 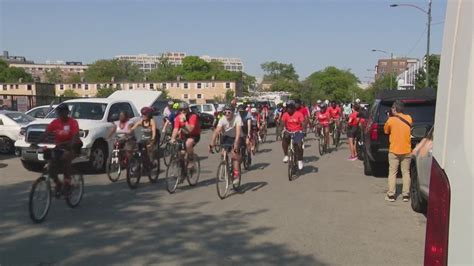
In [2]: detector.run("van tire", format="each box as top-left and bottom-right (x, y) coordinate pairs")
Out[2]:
(90, 142), (107, 172)
(363, 152), (373, 176)
(410, 163), (427, 213)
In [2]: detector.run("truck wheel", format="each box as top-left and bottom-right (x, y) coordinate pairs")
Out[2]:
(410, 163), (427, 213)
(0, 136), (14, 154)
(21, 160), (46, 173)
(90, 143), (107, 172)
(363, 152), (373, 176)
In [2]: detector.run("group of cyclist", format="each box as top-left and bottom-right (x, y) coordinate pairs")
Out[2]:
(40, 96), (365, 195)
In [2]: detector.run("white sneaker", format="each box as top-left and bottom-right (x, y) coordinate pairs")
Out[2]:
(283, 156), (289, 163)
(298, 161), (303, 170)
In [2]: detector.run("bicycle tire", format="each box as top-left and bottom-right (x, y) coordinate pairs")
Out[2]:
(29, 176), (52, 223)
(66, 172), (84, 208)
(242, 148), (250, 170)
(165, 157), (181, 193)
(163, 142), (172, 167)
(216, 162), (229, 199)
(186, 153), (200, 186)
(148, 152), (160, 183)
(288, 148), (294, 181)
(214, 134), (222, 153)
(126, 155), (141, 189)
(106, 156), (121, 182)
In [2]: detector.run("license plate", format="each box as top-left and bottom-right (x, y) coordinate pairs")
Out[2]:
(38, 153), (44, 161)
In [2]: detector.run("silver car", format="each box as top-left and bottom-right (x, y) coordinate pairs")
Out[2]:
(410, 127), (434, 213)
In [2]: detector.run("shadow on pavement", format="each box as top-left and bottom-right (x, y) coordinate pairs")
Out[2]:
(301, 165), (319, 175)
(0, 163), (7, 169)
(257, 148), (272, 154)
(237, 181), (268, 193)
(0, 180), (325, 265)
(304, 156), (319, 163)
(249, 162), (270, 171)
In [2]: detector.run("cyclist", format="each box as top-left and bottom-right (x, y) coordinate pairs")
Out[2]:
(130, 107), (158, 171)
(238, 105), (253, 164)
(162, 103), (179, 137)
(170, 102), (201, 169)
(281, 101), (305, 170)
(248, 107), (261, 154)
(107, 111), (135, 163)
(347, 104), (361, 161)
(328, 100), (342, 144)
(317, 103), (331, 150)
(343, 102), (352, 119)
(210, 105), (243, 184)
(40, 104), (82, 193)
(163, 100), (173, 122)
(213, 106), (224, 129)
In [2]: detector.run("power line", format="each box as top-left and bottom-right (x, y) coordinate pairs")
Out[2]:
(404, 26), (428, 58)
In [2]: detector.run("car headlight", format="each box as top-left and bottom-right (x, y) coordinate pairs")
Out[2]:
(79, 129), (89, 138)
(19, 127), (26, 136)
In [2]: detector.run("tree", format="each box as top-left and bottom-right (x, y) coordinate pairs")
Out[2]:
(62, 89), (79, 97)
(261, 61), (299, 82)
(66, 73), (82, 83)
(241, 73), (257, 96)
(0, 59), (34, 83)
(302, 66), (360, 103)
(84, 59), (144, 83)
(44, 68), (63, 83)
(147, 57), (180, 82)
(225, 90), (234, 103)
(414, 54), (441, 89)
(95, 86), (120, 98)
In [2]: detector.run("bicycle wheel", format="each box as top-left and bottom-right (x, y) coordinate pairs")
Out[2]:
(216, 161), (229, 199)
(66, 171), (84, 208)
(148, 152), (161, 183)
(287, 148), (294, 181)
(242, 148), (250, 170)
(126, 154), (141, 189)
(214, 134), (222, 153)
(165, 157), (181, 193)
(186, 153), (200, 186)
(29, 176), (52, 223)
(318, 137), (324, 156)
(163, 142), (172, 167)
(106, 156), (121, 182)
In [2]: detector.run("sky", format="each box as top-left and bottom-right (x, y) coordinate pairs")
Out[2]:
(0, 0), (447, 83)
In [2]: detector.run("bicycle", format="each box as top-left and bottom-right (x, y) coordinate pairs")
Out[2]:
(28, 147), (84, 223)
(286, 131), (304, 181)
(214, 143), (241, 199)
(240, 139), (251, 170)
(126, 140), (160, 189)
(330, 119), (341, 149)
(165, 139), (201, 193)
(214, 132), (222, 153)
(107, 135), (130, 182)
(259, 121), (267, 143)
(275, 120), (283, 141)
(317, 126), (329, 156)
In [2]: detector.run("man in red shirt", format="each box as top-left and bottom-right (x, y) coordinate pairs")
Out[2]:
(44, 104), (81, 191)
(281, 101), (306, 170)
(317, 103), (331, 151)
(171, 102), (201, 169)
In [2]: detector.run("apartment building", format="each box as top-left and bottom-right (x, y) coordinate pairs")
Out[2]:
(55, 80), (239, 104)
(8, 62), (88, 82)
(0, 83), (56, 111)
(200, 55), (244, 72)
(374, 58), (419, 80)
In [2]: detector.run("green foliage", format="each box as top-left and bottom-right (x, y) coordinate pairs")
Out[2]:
(0, 59), (34, 83)
(363, 75), (397, 103)
(241, 73), (256, 96)
(95, 85), (120, 98)
(302, 66), (360, 102)
(66, 73), (82, 83)
(225, 90), (234, 102)
(84, 59), (144, 83)
(44, 68), (63, 83)
(62, 89), (79, 97)
(261, 61), (299, 81)
(415, 55), (440, 89)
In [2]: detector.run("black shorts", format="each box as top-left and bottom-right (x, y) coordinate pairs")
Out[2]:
(185, 135), (200, 145)
(283, 131), (305, 143)
(222, 135), (245, 151)
(347, 126), (358, 139)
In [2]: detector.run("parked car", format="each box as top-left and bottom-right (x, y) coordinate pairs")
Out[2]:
(0, 111), (35, 154)
(25, 105), (57, 118)
(15, 92), (162, 172)
(190, 105), (214, 129)
(424, 1), (472, 264)
(410, 127), (433, 213)
(361, 89), (436, 176)
(190, 103), (217, 116)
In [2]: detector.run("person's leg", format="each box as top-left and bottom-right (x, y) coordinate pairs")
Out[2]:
(348, 137), (355, 158)
(282, 132), (289, 156)
(324, 127), (330, 150)
(387, 153), (400, 197)
(400, 154), (412, 197)
(231, 139), (241, 177)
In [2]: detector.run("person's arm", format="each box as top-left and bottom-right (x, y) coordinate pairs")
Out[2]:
(107, 123), (117, 139)
(151, 119), (157, 142)
(383, 119), (391, 135)
(235, 124), (242, 151)
(247, 119), (252, 136)
(170, 117), (180, 142)
(130, 119), (142, 132)
(210, 125), (222, 147)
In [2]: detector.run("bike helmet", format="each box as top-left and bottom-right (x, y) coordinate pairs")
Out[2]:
(141, 106), (153, 116)
(316, 99), (322, 104)
(179, 102), (189, 110)
(355, 98), (361, 104)
(167, 100), (174, 105)
(172, 103), (180, 109)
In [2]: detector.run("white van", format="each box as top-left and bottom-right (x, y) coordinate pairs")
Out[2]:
(424, 0), (473, 265)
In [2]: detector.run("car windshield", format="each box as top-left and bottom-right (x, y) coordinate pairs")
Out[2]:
(5, 112), (35, 124)
(380, 102), (436, 123)
(192, 105), (203, 112)
(202, 105), (213, 112)
(46, 102), (107, 120)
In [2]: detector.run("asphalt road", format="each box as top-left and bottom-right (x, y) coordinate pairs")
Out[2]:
(0, 130), (426, 266)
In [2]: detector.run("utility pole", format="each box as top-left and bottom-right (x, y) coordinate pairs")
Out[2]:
(426, 0), (432, 88)
(390, 52), (394, 90)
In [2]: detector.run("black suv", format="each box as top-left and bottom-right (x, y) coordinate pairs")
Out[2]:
(361, 89), (436, 176)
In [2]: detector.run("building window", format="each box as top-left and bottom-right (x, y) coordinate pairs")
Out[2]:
(161, 83), (166, 89)
(184, 83), (188, 89)
(129, 85), (133, 90)
(176, 83), (180, 88)
(97, 84), (101, 89)
(78, 84), (81, 89)
(84, 84), (89, 90)
(150, 83), (154, 89)
(72, 84), (76, 89)
(212, 82), (215, 87)
(197, 94), (202, 99)
(84, 95), (89, 98)
(2, 85), (6, 90)
(60, 84), (64, 90)
(15, 84), (19, 89)
(183, 94), (188, 99)
(226, 82), (231, 89)
(197, 83), (202, 89)
(27, 84), (32, 90)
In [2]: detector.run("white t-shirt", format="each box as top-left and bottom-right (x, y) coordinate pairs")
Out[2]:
(218, 115), (242, 137)
(114, 120), (132, 135)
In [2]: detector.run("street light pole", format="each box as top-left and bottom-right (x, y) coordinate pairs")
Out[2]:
(426, 0), (432, 88)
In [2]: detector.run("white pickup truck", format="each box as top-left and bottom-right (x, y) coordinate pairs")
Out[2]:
(15, 91), (163, 172)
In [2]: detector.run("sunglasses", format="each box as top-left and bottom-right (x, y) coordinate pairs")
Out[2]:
(224, 111), (233, 115)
